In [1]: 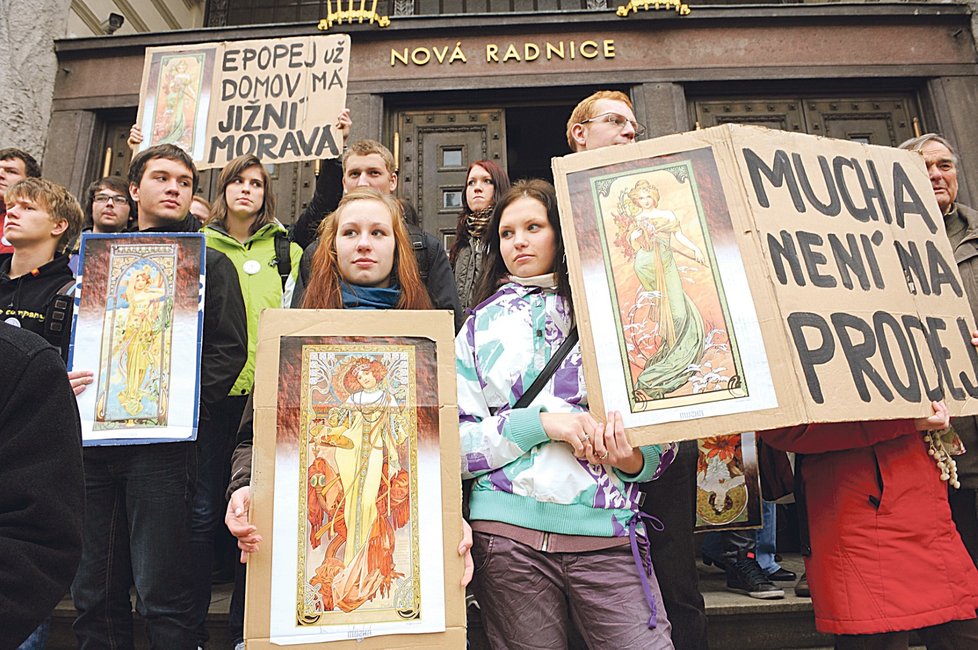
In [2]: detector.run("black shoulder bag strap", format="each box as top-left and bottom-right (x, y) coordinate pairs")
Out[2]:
(44, 278), (77, 354)
(410, 231), (429, 283)
(512, 326), (579, 410)
(274, 232), (292, 291)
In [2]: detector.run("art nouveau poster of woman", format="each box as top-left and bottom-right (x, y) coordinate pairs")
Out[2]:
(601, 167), (746, 410)
(94, 251), (176, 428)
(621, 179), (706, 400)
(115, 265), (169, 415)
(300, 350), (418, 623)
(152, 57), (200, 151)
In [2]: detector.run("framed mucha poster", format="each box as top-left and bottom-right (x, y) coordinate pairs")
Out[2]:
(69, 233), (205, 446)
(554, 124), (978, 444)
(245, 309), (464, 649)
(137, 45), (219, 162)
(693, 432), (762, 532)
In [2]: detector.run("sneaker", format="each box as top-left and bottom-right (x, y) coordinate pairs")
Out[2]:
(726, 550), (785, 599)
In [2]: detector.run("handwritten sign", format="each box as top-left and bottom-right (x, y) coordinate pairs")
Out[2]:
(137, 34), (350, 170)
(554, 125), (978, 444)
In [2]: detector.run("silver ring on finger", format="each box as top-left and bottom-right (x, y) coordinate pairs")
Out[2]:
(599, 451), (610, 460)
(581, 433), (590, 443)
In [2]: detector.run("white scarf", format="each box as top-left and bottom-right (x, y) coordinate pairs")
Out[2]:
(506, 272), (557, 289)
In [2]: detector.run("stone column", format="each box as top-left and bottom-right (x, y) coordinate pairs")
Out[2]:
(633, 82), (689, 139)
(0, 0), (72, 162)
(925, 76), (978, 207)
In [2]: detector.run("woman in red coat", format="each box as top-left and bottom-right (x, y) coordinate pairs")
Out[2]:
(761, 401), (978, 648)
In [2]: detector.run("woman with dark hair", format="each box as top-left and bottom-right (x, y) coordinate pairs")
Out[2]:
(203, 153), (303, 400)
(449, 159), (510, 308)
(458, 179), (675, 649)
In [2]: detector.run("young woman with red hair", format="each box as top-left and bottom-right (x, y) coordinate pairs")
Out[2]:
(223, 189), (472, 644)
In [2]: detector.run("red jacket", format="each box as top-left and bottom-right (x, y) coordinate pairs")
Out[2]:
(762, 421), (978, 635)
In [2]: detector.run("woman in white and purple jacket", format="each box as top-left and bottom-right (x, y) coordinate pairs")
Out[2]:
(456, 179), (677, 649)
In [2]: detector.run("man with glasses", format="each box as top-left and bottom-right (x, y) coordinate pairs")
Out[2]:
(69, 177), (136, 273)
(85, 177), (135, 234)
(566, 90), (709, 650)
(567, 90), (645, 151)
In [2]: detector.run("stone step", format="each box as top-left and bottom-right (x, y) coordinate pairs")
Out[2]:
(47, 554), (835, 649)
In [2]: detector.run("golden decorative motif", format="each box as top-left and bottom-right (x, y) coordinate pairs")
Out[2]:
(616, 0), (691, 17)
(318, 0), (390, 31)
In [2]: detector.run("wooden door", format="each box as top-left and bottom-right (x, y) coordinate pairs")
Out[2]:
(692, 98), (805, 133)
(691, 94), (917, 146)
(805, 98), (915, 145)
(395, 109), (507, 247)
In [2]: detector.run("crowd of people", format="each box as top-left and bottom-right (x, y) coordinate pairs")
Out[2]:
(2, 90), (978, 650)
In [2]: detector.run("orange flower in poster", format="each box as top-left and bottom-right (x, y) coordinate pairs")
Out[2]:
(700, 434), (741, 468)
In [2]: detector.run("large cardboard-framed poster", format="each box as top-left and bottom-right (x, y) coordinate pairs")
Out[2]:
(553, 124), (978, 445)
(69, 232), (205, 445)
(136, 34), (350, 169)
(245, 309), (465, 648)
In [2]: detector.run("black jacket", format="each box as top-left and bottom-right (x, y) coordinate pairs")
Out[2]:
(0, 253), (75, 360)
(291, 158), (344, 249)
(0, 323), (84, 649)
(140, 215), (248, 420)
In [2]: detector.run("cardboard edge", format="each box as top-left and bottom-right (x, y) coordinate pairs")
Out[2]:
(244, 308), (466, 649)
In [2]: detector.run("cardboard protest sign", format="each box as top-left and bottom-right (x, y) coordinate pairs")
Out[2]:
(70, 233), (205, 445)
(245, 309), (465, 649)
(137, 34), (349, 170)
(553, 124), (978, 445)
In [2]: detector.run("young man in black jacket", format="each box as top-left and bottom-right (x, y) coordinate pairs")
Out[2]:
(0, 178), (84, 360)
(70, 144), (247, 650)
(290, 114), (462, 330)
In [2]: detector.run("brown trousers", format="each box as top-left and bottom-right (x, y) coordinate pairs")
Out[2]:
(471, 531), (674, 650)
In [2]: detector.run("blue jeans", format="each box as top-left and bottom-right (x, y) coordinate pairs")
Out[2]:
(71, 442), (197, 650)
(189, 395), (247, 644)
(17, 619), (49, 650)
(755, 500), (779, 574)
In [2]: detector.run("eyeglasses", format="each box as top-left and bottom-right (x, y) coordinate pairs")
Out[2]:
(579, 112), (647, 138)
(94, 194), (127, 205)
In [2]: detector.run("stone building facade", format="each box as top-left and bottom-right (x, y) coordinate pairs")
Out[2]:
(14, 1), (978, 242)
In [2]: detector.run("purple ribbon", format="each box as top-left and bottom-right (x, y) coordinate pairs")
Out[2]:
(628, 510), (665, 630)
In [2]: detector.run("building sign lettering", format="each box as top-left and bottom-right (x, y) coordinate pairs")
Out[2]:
(391, 39), (616, 67)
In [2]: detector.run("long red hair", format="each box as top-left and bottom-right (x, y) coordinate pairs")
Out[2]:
(302, 188), (432, 310)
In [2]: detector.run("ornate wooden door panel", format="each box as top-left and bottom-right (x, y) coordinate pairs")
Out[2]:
(692, 99), (805, 132)
(691, 95), (917, 146)
(805, 98), (915, 145)
(395, 109), (507, 245)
